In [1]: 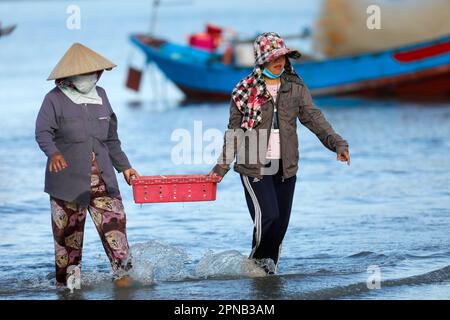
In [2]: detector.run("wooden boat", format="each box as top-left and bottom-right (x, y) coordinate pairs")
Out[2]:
(0, 24), (16, 38)
(129, 33), (450, 101)
(314, 0), (450, 58)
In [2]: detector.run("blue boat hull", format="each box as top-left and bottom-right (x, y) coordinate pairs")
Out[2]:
(130, 34), (450, 101)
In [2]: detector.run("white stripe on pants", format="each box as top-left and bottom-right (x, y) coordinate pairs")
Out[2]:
(242, 175), (262, 259)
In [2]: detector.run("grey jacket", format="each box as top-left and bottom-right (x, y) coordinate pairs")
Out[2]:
(35, 86), (131, 206)
(213, 73), (349, 180)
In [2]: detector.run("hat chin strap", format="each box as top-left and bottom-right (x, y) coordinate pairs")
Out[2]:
(262, 67), (285, 79)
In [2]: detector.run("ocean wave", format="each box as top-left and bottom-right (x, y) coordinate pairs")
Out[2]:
(292, 264), (450, 300)
(347, 251), (387, 259)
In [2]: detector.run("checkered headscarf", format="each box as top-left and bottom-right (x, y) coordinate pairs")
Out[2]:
(232, 32), (301, 130)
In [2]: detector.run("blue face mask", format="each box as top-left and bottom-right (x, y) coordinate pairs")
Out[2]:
(262, 67), (285, 79)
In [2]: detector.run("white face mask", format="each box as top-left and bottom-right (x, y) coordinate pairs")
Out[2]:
(70, 73), (98, 94)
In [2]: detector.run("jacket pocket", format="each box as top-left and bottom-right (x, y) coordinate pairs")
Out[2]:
(60, 117), (88, 143)
(95, 116), (111, 141)
(281, 97), (300, 119)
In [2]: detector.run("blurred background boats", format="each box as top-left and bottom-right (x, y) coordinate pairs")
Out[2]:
(313, 0), (450, 57)
(128, 0), (450, 102)
(0, 22), (16, 38)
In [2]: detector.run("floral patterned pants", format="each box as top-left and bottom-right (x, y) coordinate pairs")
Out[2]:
(50, 158), (132, 285)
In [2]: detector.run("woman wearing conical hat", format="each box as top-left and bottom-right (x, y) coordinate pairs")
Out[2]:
(35, 43), (139, 288)
(209, 32), (350, 274)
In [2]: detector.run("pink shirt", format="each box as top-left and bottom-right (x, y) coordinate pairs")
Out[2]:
(266, 83), (280, 103)
(265, 83), (281, 159)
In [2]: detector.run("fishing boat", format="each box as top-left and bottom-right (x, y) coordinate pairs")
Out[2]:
(0, 24), (16, 38)
(129, 32), (450, 101)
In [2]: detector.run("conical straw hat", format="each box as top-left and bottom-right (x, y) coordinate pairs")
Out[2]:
(47, 43), (117, 80)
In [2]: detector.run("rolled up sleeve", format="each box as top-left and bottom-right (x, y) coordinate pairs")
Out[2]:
(298, 85), (349, 154)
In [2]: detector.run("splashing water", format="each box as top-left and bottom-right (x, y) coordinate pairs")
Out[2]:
(66, 265), (81, 293)
(78, 271), (112, 288)
(195, 250), (268, 279)
(128, 240), (191, 283)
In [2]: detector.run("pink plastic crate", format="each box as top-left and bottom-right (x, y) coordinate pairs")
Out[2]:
(131, 174), (221, 204)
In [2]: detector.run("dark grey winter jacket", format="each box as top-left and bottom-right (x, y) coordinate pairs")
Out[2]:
(35, 86), (131, 206)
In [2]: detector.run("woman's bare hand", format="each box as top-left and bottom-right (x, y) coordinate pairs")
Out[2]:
(49, 152), (68, 173)
(337, 150), (351, 166)
(123, 168), (139, 185)
(208, 169), (223, 182)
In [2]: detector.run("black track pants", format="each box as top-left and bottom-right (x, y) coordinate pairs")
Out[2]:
(239, 162), (296, 267)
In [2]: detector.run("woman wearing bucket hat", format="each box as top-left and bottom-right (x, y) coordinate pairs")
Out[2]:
(209, 32), (350, 274)
(35, 43), (139, 288)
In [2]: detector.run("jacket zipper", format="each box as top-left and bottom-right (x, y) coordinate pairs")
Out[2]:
(263, 101), (274, 180)
(274, 90), (285, 182)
